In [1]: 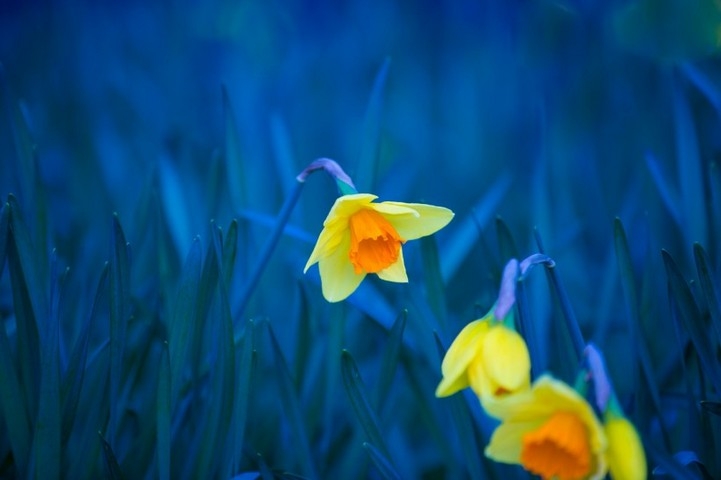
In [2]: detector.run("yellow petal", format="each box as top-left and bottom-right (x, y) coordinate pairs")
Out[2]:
(304, 221), (345, 272)
(324, 193), (378, 224)
(480, 325), (530, 395)
(435, 318), (490, 397)
(318, 234), (366, 302)
(485, 418), (545, 464)
(379, 202), (454, 240)
(605, 415), (646, 480)
(376, 247), (408, 283)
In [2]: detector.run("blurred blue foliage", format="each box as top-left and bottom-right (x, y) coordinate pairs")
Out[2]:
(1, 0), (721, 478)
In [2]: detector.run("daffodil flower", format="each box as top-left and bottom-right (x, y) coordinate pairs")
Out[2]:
(484, 375), (608, 480)
(604, 411), (647, 480)
(304, 193), (454, 302)
(434, 310), (530, 404)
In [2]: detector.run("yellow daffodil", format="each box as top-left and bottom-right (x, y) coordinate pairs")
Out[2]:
(604, 411), (646, 480)
(304, 193), (454, 302)
(435, 311), (530, 404)
(485, 375), (608, 480)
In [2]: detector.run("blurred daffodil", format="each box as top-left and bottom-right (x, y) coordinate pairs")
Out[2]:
(304, 193), (453, 302)
(604, 410), (647, 480)
(484, 375), (608, 480)
(434, 311), (530, 403)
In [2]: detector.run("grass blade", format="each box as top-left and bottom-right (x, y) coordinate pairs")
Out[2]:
(0, 201), (7, 275)
(662, 249), (721, 393)
(363, 442), (400, 480)
(223, 219), (239, 288)
(108, 214), (130, 443)
(495, 216), (519, 262)
(672, 74), (707, 246)
(230, 320), (256, 474)
(693, 243), (721, 350)
(33, 252), (63, 479)
(614, 218), (669, 444)
(223, 85), (248, 213)
(100, 432), (125, 480)
(420, 236), (447, 324)
(157, 341), (171, 480)
(6, 209), (41, 424)
(267, 322), (318, 480)
(341, 349), (393, 466)
(62, 263), (109, 444)
(441, 172), (511, 282)
(169, 237), (201, 407)
(0, 295), (31, 477)
(433, 333), (486, 480)
(355, 57), (391, 192)
(373, 310), (406, 411)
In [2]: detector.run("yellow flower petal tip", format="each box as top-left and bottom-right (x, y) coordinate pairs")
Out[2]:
(304, 194), (453, 302)
(605, 415), (647, 480)
(485, 375), (607, 480)
(435, 315), (530, 404)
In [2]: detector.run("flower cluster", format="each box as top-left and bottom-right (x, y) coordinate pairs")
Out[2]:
(301, 160), (646, 479)
(435, 259), (647, 480)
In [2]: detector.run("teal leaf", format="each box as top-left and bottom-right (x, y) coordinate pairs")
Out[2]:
(0, 202), (8, 276)
(693, 243), (721, 350)
(495, 216), (519, 262)
(169, 237), (201, 407)
(420, 236), (447, 324)
(613, 219), (669, 445)
(99, 432), (125, 480)
(355, 57), (391, 192)
(662, 250), (721, 393)
(340, 349), (393, 466)
(108, 213), (130, 443)
(373, 310), (406, 411)
(363, 442), (401, 480)
(0, 294), (31, 476)
(229, 320), (257, 474)
(223, 85), (248, 213)
(223, 219), (239, 288)
(433, 333), (486, 480)
(700, 401), (721, 416)
(157, 342), (171, 480)
(266, 322), (318, 480)
(33, 251), (63, 479)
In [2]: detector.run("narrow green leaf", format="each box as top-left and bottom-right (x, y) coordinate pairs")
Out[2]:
(700, 400), (721, 416)
(495, 216), (519, 262)
(662, 250), (721, 393)
(223, 85), (248, 213)
(373, 310), (406, 411)
(441, 172), (511, 282)
(672, 76), (707, 246)
(157, 342), (171, 480)
(33, 252), (63, 479)
(294, 285), (313, 384)
(108, 214), (130, 443)
(644, 152), (681, 225)
(420, 236), (447, 324)
(433, 333), (486, 480)
(61, 263), (108, 444)
(693, 243), (721, 350)
(5, 78), (37, 210)
(340, 349), (393, 466)
(355, 57), (391, 191)
(169, 237), (201, 407)
(363, 442), (400, 480)
(193, 230), (236, 479)
(0, 298), (31, 477)
(223, 219), (238, 288)
(267, 322), (318, 480)
(613, 219), (669, 445)
(229, 320), (256, 474)
(0, 202), (8, 276)
(6, 221), (40, 422)
(269, 113), (297, 198)
(99, 432), (125, 480)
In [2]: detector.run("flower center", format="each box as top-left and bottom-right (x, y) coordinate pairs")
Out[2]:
(348, 208), (404, 274)
(520, 411), (592, 480)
